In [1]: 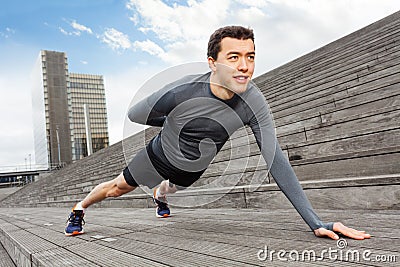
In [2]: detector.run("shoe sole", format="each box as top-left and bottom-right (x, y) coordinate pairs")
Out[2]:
(66, 204), (85, 236)
(155, 209), (170, 218)
(64, 230), (84, 237)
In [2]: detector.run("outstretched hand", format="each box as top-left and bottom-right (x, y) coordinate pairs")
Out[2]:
(314, 222), (371, 240)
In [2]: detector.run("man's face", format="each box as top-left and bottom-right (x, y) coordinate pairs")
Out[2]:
(210, 37), (255, 95)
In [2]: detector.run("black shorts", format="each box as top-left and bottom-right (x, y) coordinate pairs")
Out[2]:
(123, 146), (164, 189)
(123, 144), (205, 189)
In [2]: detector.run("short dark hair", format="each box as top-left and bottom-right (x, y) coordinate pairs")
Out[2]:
(207, 26), (254, 60)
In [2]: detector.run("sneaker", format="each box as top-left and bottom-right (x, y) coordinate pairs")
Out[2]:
(153, 188), (170, 218)
(65, 208), (85, 236)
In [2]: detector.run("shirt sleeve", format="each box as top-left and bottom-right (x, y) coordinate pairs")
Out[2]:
(248, 89), (333, 231)
(127, 87), (176, 127)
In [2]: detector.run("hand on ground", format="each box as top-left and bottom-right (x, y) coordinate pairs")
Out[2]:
(314, 222), (371, 240)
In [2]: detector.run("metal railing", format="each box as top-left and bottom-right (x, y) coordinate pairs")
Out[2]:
(0, 162), (66, 174)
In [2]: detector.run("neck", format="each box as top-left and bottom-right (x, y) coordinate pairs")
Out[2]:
(209, 72), (235, 100)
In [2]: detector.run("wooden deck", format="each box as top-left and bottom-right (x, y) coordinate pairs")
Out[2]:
(0, 207), (398, 266)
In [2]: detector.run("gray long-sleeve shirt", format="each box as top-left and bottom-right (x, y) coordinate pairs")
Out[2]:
(128, 72), (333, 231)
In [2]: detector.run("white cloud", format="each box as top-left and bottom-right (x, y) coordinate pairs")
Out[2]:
(71, 20), (93, 34)
(0, 27), (15, 38)
(6, 27), (15, 34)
(133, 39), (164, 56)
(124, 0), (400, 72)
(235, 6), (266, 22)
(129, 13), (139, 25)
(126, 0), (231, 63)
(59, 27), (71, 36)
(127, 0), (183, 42)
(80, 60), (88, 65)
(101, 28), (132, 51)
(99, 28), (175, 61)
(59, 19), (93, 36)
(233, 0), (267, 8)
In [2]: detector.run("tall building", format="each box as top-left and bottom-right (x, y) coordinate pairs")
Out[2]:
(69, 73), (109, 160)
(31, 50), (109, 169)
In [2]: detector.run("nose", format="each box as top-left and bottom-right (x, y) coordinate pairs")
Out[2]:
(237, 57), (248, 72)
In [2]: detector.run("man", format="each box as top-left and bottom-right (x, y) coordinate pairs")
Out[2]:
(65, 26), (370, 241)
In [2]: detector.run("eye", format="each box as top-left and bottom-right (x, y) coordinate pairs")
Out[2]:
(228, 55), (238, 60)
(248, 55), (255, 61)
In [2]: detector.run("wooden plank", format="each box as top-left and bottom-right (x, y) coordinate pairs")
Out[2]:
(122, 231), (272, 267)
(201, 141), (400, 182)
(263, 36), (399, 103)
(268, 40), (400, 109)
(263, 40), (399, 103)
(292, 152), (400, 181)
(0, 241), (15, 267)
(286, 128), (400, 161)
(322, 86), (400, 124)
(0, 208), (399, 266)
(198, 147), (400, 182)
(306, 107), (400, 143)
(271, 56), (400, 119)
(273, 70), (400, 128)
(65, 242), (166, 267)
(258, 21), (400, 97)
(277, 105), (399, 146)
(246, 184), (400, 211)
(33, 248), (99, 267)
(97, 235), (257, 267)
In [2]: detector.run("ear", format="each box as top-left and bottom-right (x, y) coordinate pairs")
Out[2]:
(208, 57), (217, 72)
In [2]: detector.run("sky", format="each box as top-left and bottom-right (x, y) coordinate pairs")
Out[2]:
(0, 0), (399, 171)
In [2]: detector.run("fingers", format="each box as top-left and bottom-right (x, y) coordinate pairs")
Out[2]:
(333, 222), (371, 240)
(314, 223), (372, 240)
(326, 230), (339, 240)
(314, 228), (339, 240)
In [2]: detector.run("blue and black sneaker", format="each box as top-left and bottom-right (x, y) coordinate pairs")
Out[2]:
(153, 188), (170, 218)
(65, 209), (85, 236)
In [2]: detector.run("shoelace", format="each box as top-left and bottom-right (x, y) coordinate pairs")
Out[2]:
(154, 197), (169, 210)
(67, 213), (86, 226)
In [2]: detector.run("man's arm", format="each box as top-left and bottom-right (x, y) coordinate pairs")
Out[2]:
(261, 138), (334, 231)
(127, 74), (203, 126)
(253, 129), (370, 239)
(248, 88), (370, 239)
(128, 88), (175, 126)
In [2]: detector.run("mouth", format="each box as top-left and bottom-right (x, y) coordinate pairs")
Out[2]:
(233, 75), (249, 84)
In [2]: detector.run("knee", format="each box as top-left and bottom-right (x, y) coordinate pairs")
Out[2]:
(104, 181), (122, 198)
(106, 185), (124, 197)
(106, 182), (132, 198)
(107, 188), (123, 197)
(104, 174), (134, 198)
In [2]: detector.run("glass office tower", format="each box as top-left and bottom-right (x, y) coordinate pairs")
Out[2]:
(31, 50), (109, 169)
(69, 73), (109, 160)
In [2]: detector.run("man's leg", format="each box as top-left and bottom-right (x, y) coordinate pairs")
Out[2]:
(65, 172), (136, 236)
(157, 179), (178, 196)
(80, 172), (136, 209)
(153, 180), (179, 218)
